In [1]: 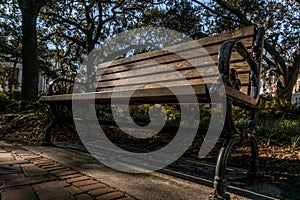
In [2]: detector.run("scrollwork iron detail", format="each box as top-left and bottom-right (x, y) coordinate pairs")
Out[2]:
(211, 27), (265, 200)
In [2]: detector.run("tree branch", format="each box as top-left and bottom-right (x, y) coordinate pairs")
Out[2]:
(287, 45), (300, 80)
(43, 11), (88, 34)
(94, 0), (104, 43)
(213, 0), (252, 26)
(191, 0), (241, 23)
(264, 42), (288, 77)
(59, 33), (86, 49)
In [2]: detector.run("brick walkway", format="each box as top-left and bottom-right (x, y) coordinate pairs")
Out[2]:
(0, 142), (136, 200)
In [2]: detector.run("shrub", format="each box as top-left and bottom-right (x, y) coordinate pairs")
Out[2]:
(8, 102), (52, 131)
(0, 92), (10, 113)
(256, 118), (300, 146)
(0, 91), (20, 114)
(230, 95), (300, 147)
(259, 95), (300, 120)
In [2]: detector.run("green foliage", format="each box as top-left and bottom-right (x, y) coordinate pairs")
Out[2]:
(129, 104), (152, 124)
(256, 96), (300, 149)
(259, 96), (300, 120)
(255, 96), (300, 147)
(95, 103), (213, 127)
(256, 118), (300, 146)
(95, 105), (113, 121)
(0, 91), (20, 114)
(162, 104), (181, 124)
(290, 136), (300, 152)
(0, 92), (10, 113)
(8, 102), (52, 131)
(140, 0), (205, 39)
(96, 104), (162, 125)
(200, 0), (299, 59)
(0, 1), (22, 60)
(230, 95), (300, 147)
(37, 0), (161, 77)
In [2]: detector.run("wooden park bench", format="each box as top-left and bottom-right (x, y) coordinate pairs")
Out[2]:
(40, 26), (265, 200)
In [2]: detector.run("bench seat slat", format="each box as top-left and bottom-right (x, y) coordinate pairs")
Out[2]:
(41, 84), (208, 103)
(41, 85), (256, 106)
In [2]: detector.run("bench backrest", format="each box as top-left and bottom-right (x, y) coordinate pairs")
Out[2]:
(93, 26), (256, 103)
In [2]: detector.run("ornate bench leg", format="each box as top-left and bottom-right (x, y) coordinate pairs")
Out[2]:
(210, 138), (236, 200)
(42, 104), (60, 146)
(41, 120), (56, 146)
(247, 135), (259, 177)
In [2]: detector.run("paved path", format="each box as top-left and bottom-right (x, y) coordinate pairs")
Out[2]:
(0, 141), (135, 200)
(0, 141), (214, 200)
(1, 141), (279, 200)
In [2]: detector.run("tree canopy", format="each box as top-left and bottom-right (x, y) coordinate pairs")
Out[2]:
(192, 0), (300, 100)
(0, 0), (299, 101)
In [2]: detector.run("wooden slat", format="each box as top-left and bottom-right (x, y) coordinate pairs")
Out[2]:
(96, 73), (250, 93)
(96, 26), (254, 69)
(97, 51), (249, 81)
(96, 60), (250, 89)
(240, 86), (248, 94)
(97, 79), (207, 92)
(41, 83), (254, 105)
(96, 38), (253, 76)
(97, 58), (249, 84)
(97, 70), (243, 90)
(225, 86), (257, 106)
(41, 84), (208, 104)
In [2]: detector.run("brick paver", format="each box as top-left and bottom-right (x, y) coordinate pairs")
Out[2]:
(43, 165), (67, 171)
(32, 180), (69, 191)
(0, 165), (22, 175)
(75, 193), (95, 200)
(96, 191), (125, 200)
(67, 175), (91, 183)
(65, 185), (83, 195)
(42, 164), (63, 169)
(73, 179), (98, 187)
(0, 141), (137, 200)
(79, 183), (106, 192)
(21, 164), (47, 176)
(118, 197), (136, 200)
(1, 185), (37, 200)
(0, 153), (15, 162)
(88, 187), (114, 197)
(35, 188), (75, 200)
(51, 169), (78, 177)
(60, 173), (83, 180)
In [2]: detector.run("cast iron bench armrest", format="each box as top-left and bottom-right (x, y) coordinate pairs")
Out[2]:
(217, 27), (264, 107)
(47, 78), (74, 96)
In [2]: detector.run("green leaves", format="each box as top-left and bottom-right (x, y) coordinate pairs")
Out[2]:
(259, 95), (300, 120)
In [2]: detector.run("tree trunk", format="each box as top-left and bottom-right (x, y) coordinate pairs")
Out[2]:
(282, 46), (300, 101)
(19, 0), (42, 102)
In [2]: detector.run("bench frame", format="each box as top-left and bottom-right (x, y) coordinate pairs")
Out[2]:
(41, 27), (265, 200)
